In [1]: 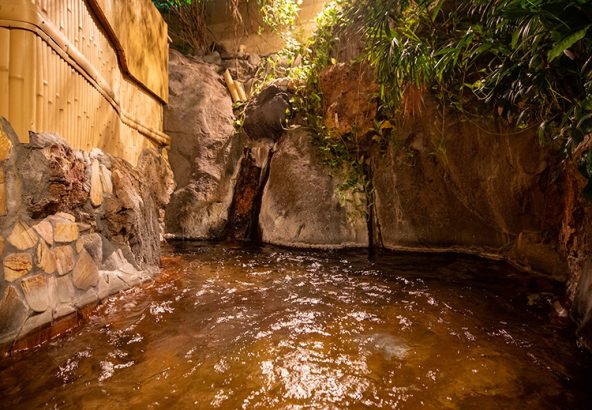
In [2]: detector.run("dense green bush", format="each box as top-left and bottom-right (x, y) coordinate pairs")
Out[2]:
(289, 0), (592, 184)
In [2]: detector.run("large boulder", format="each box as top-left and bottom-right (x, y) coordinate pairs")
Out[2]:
(243, 84), (290, 141)
(259, 128), (368, 248)
(371, 98), (565, 277)
(165, 50), (245, 238)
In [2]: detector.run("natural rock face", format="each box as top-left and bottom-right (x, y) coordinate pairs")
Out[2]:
(371, 98), (564, 276)
(17, 132), (88, 218)
(243, 85), (290, 141)
(226, 141), (274, 241)
(259, 128), (368, 248)
(165, 50), (245, 238)
(101, 157), (164, 268)
(319, 62), (379, 139)
(136, 149), (175, 238)
(560, 165), (592, 347)
(0, 286), (28, 343)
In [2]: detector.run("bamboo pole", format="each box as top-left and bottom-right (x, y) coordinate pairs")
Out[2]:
(223, 69), (240, 102)
(235, 81), (247, 101)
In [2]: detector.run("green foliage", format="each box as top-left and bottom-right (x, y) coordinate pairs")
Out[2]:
(152, 0), (192, 12)
(359, 0), (592, 154)
(288, 0), (592, 192)
(258, 0), (302, 32)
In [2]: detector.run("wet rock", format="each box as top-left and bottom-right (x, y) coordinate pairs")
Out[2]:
(53, 221), (79, 243)
(8, 221), (38, 250)
(33, 220), (54, 245)
(36, 241), (57, 274)
(17, 310), (52, 341)
(73, 289), (98, 309)
(165, 49), (245, 239)
(319, 62), (378, 139)
(226, 141), (273, 241)
(72, 250), (99, 290)
(53, 245), (76, 276)
(0, 286), (28, 341)
(21, 274), (52, 313)
(76, 234), (103, 266)
(243, 85), (290, 141)
(97, 272), (129, 300)
(102, 247), (129, 271)
(17, 132), (88, 218)
(90, 159), (103, 207)
(53, 303), (76, 320)
(371, 97), (561, 273)
(3, 253), (33, 281)
(260, 128), (368, 248)
(55, 276), (76, 304)
(102, 156), (163, 268)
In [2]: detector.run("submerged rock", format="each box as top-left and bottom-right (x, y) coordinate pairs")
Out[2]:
(259, 128), (368, 249)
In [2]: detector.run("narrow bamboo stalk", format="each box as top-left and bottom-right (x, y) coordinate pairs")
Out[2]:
(235, 81), (247, 101)
(223, 69), (240, 102)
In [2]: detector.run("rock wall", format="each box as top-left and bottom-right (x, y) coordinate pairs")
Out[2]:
(0, 118), (173, 354)
(165, 50), (245, 239)
(560, 164), (592, 347)
(259, 128), (368, 249)
(370, 99), (566, 279)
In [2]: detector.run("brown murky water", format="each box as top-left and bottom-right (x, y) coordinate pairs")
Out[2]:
(1, 241), (591, 409)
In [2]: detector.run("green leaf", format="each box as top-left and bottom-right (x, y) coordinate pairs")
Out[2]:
(547, 25), (591, 62)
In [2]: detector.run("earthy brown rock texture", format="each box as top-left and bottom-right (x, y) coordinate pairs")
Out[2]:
(165, 50), (245, 239)
(17, 132), (88, 218)
(101, 155), (168, 268)
(560, 164), (592, 347)
(0, 117), (173, 352)
(226, 141), (274, 241)
(319, 62), (379, 139)
(259, 128), (368, 248)
(371, 98), (565, 277)
(0, 286), (28, 341)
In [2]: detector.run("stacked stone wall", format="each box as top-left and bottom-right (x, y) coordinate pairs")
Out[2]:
(0, 118), (173, 355)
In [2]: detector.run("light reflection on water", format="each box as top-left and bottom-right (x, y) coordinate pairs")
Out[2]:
(1, 241), (591, 409)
